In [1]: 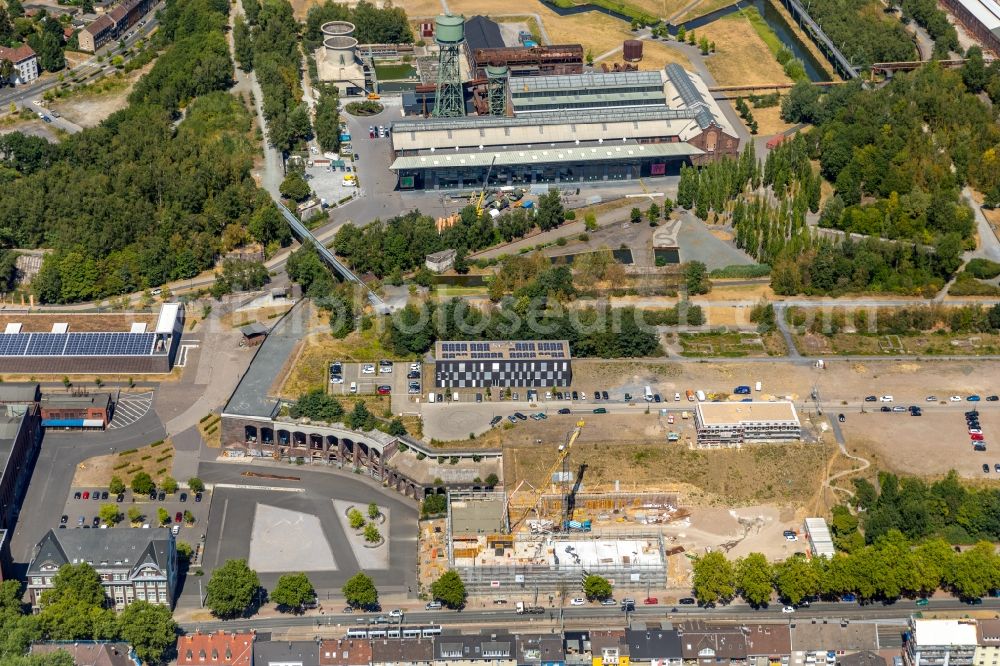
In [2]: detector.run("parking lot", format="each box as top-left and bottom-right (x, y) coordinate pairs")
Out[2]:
(328, 360), (422, 398)
(60, 487), (211, 539)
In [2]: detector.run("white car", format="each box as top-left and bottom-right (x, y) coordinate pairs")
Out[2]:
(970, 428), (983, 435)
(580, 392), (587, 400)
(409, 362), (421, 372)
(545, 392), (552, 400)
(674, 392), (681, 402)
(950, 395), (963, 402)
(331, 376), (344, 384)
(570, 598), (586, 606)
(379, 364), (392, 374)
(880, 395), (893, 402)
(781, 606), (795, 614)
(389, 609), (403, 618)
(362, 364), (376, 374)
(926, 396), (937, 402)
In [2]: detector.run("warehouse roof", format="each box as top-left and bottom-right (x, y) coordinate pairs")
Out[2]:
(954, 0), (1000, 35)
(911, 619), (978, 646)
(512, 70), (664, 93)
(465, 15), (504, 52)
(695, 401), (799, 426)
(391, 142), (702, 171)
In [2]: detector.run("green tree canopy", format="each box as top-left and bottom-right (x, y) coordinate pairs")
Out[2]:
(342, 572), (378, 609)
(692, 551), (736, 605)
(108, 476), (125, 495)
(735, 553), (772, 607)
(582, 574), (612, 601)
(205, 559), (260, 618)
(117, 600), (177, 664)
(270, 573), (316, 612)
(430, 570), (466, 609)
(131, 473), (155, 495)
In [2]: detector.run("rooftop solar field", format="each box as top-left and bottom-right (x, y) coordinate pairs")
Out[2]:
(0, 332), (160, 357)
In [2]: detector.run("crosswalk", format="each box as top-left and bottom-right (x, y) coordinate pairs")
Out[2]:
(108, 391), (154, 429)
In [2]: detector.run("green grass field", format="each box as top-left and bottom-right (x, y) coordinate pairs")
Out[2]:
(374, 64), (417, 80)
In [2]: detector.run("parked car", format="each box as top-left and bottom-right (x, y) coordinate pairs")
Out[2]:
(926, 396), (938, 402)
(781, 606), (795, 614)
(593, 407), (607, 414)
(195, 492), (203, 502)
(60, 515), (68, 524)
(864, 396), (877, 402)
(643, 597), (658, 605)
(179, 493), (187, 502)
(880, 406), (892, 412)
(558, 408), (571, 414)
(986, 395), (1000, 401)
(570, 598), (586, 606)
(157, 491), (165, 501)
(571, 391), (579, 400)
(600, 598), (617, 606)
(377, 385), (391, 395)
(389, 609), (403, 618)
(425, 601), (443, 610)
(880, 395), (894, 402)
(891, 406), (906, 412)
(92, 491), (101, 500)
(490, 416), (502, 427)
(678, 597), (696, 605)
(81, 491), (88, 499)
(984, 464), (991, 473)
(508, 415), (518, 424)
(838, 414), (845, 422)
(951, 395), (964, 402)
(602, 391), (609, 400)
(514, 412), (527, 421)
(175, 511), (183, 523)
(915, 598), (929, 607)
(968, 395), (982, 402)
(101, 491), (108, 500)
(362, 364), (375, 374)
(92, 517), (100, 527)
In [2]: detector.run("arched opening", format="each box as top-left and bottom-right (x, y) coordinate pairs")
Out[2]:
(277, 429), (290, 446)
(292, 431), (306, 448)
(244, 425), (258, 443)
(261, 427), (274, 445)
(310, 433), (324, 450)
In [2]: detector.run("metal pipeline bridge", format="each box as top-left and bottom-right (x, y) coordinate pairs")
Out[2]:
(870, 57), (996, 76)
(275, 201), (390, 313)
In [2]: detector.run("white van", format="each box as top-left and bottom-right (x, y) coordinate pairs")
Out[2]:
(452, 391), (459, 402)
(428, 392), (436, 403)
(696, 390), (707, 402)
(755, 381), (762, 392)
(644, 386), (654, 402)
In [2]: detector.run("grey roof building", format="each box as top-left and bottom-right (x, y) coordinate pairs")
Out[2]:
(30, 641), (138, 666)
(0, 382), (40, 406)
(435, 631), (517, 664)
(254, 640), (320, 666)
(26, 528), (177, 610)
(464, 16), (504, 53)
(515, 633), (565, 665)
(371, 638), (435, 666)
(626, 625), (682, 664)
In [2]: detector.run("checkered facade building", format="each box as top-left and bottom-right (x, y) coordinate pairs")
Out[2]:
(433, 340), (572, 388)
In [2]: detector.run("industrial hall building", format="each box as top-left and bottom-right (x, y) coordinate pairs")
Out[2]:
(389, 64), (739, 190)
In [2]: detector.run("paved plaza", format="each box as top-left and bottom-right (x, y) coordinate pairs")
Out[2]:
(248, 504), (337, 572)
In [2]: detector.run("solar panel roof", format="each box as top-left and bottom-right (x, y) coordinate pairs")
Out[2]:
(0, 332), (159, 357)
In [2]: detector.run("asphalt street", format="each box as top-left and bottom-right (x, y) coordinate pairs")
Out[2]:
(176, 596), (995, 635)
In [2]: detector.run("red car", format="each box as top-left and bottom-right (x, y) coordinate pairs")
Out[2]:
(377, 385), (391, 395)
(972, 434), (985, 441)
(643, 597), (658, 605)
(174, 512), (183, 523)
(82, 491), (90, 500)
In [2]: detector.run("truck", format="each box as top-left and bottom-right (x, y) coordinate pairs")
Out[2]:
(644, 385), (654, 402)
(695, 390), (707, 402)
(563, 520), (592, 532)
(685, 389), (695, 402)
(516, 602), (545, 614)
(667, 432), (680, 441)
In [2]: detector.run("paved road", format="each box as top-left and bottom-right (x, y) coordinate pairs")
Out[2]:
(965, 187), (1000, 263)
(176, 596), (998, 633)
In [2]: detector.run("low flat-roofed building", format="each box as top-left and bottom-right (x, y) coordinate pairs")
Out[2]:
(905, 619), (977, 666)
(30, 641), (137, 666)
(426, 249), (457, 274)
(694, 401), (800, 447)
(0, 382), (40, 407)
(371, 638), (435, 666)
(434, 340), (571, 388)
(177, 630), (255, 666)
(804, 517), (836, 558)
(789, 622), (878, 654)
(40, 392), (114, 429)
(840, 652), (888, 666)
(626, 624), (682, 666)
(254, 641), (319, 666)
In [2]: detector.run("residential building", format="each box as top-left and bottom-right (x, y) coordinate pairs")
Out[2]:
(693, 401), (801, 447)
(626, 625), (682, 666)
(320, 638), (372, 666)
(976, 619), (1000, 666)
(434, 631), (517, 666)
(177, 631), (256, 666)
(677, 622), (748, 666)
(30, 641), (138, 666)
(434, 340), (572, 388)
(253, 641), (319, 666)
(0, 406), (43, 529)
(516, 634), (566, 666)
(26, 528), (177, 610)
(904, 619), (977, 666)
(0, 44), (39, 85)
(40, 392), (114, 429)
(743, 624), (792, 666)
(370, 638), (435, 666)
(839, 653), (888, 666)
(425, 249), (457, 274)
(789, 622), (878, 661)
(590, 631), (629, 666)
(78, 0), (155, 52)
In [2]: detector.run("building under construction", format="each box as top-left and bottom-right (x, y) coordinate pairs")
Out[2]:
(445, 489), (676, 593)
(470, 45), (584, 78)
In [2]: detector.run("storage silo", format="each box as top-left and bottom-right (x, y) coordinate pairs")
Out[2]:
(623, 39), (643, 62)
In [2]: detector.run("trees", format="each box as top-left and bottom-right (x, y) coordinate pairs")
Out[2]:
(233, 16), (253, 71)
(948, 541), (1000, 599)
(99, 504), (120, 527)
(348, 508), (365, 530)
(117, 600), (177, 665)
(127, 507), (143, 524)
(38, 563), (116, 640)
(160, 476), (178, 495)
(348, 401), (375, 431)
(108, 476), (125, 495)
(582, 574), (613, 600)
(188, 477), (205, 493)
(342, 572), (378, 609)
(157, 508), (170, 526)
(535, 190), (565, 231)
(646, 203), (660, 224)
(271, 573), (316, 612)
(313, 84), (341, 152)
(421, 494), (446, 517)
(205, 559), (260, 618)
(280, 173), (311, 202)
(629, 207), (642, 224)
(773, 556), (819, 605)
(367, 502), (380, 520)
(430, 570), (466, 609)
(683, 261), (710, 295)
(290, 389), (344, 422)
(735, 553), (773, 607)
(692, 551), (735, 605)
(363, 523), (381, 543)
(130, 472), (154, 496)
(484, 473), (499, 488)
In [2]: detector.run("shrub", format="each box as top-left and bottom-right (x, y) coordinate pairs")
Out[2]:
(966, 258), (1000, 280)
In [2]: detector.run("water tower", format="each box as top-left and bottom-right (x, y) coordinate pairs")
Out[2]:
(433, 14), (465, 117)
(486, 65), (509, 116)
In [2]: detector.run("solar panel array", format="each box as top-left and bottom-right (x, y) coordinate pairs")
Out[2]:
(437, 340), (570, 361)
(0, 332), (158, 357)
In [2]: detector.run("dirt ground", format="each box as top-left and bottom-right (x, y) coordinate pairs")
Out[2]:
(750, 105), (795, 137)
(674, 0), (739, 21)
(50, 64), (153, 128)
(72, 439), (175, 487)
(698, 15), (793, 87)
(634, 40), (692, 69)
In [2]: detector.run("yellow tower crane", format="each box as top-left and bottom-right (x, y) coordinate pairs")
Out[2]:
(505, 420), (585, 534)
